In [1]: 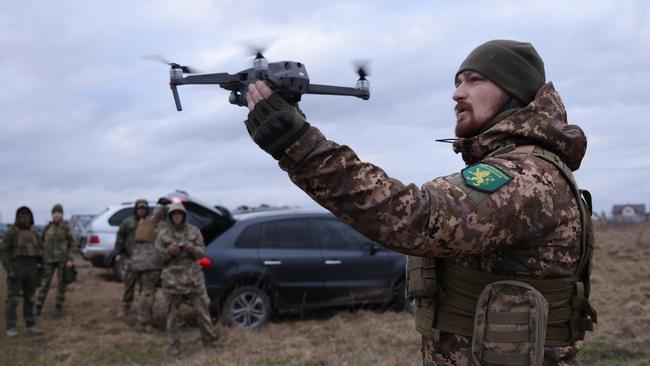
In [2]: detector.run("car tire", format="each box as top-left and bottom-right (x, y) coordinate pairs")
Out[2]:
(222, 286), (271, 330)
(112, 258), (124, 282)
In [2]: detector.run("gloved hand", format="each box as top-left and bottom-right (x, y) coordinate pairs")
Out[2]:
(245, 81), (310, 160)
(167, 244), (181, 257)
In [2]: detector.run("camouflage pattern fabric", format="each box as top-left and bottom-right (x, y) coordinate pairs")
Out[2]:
(41, 220), (74, 263)
(4, 258), (39, 329)
(131, 218), (168, 271)
(136, 269), (161, 327)
(277, 83), (588, 364)
(164, 292), (218, 349)
(121, 265), (138, 312)
(115, 217), (139, 259)
(36, 261), (67, 308)
(156, 202), (218, 350)
(0, 207), (42, 330)
(154, 209), (206, 295)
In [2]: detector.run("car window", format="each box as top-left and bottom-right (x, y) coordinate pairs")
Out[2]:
(313, 218), (372, 250)
(108, 208), (134, 226)
(234, 223), (262, 249)
(262, 219), (315, 249)
(107, 207), (153, 226)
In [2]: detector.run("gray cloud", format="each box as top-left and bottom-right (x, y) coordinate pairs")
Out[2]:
(1, 0), (648, 223)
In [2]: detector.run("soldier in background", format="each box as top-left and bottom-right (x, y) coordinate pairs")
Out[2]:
(132, 205), (168, 332)
(35, 204), (75, 316)
(0, 207), (44, 337)
(115, 199), (148, 318)
(155, 201), (218, 357)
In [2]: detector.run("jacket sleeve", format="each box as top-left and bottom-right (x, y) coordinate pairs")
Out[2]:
(154, 230), (171, 264)
(278, 126), (577, 258)
(187, 228), (205, 259)
(0, 228), (15, 272)
(35, 228), (43, 259)
(65, 222), (75, 259)
(114, 221), (128, 256)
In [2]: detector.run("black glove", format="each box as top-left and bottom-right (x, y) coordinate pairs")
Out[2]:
(245, 92), (310, 160)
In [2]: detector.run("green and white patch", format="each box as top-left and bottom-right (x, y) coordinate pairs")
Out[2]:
(461, 163), (512, 193)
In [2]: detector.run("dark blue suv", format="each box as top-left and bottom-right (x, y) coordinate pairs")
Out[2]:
(201, 208), (407, 329)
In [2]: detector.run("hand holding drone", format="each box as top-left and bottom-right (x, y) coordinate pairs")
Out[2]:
(147, 51), (370, 111)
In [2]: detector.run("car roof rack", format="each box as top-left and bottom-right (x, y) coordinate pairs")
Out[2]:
(232, 204), (297, 214)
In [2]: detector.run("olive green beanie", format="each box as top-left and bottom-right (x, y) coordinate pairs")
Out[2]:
(52, 204), (64, 213)
(456, 40), (545, 105)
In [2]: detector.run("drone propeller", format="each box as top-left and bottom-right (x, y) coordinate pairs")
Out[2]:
(141, 55), (200, 74)
(353, 60), (371, 81)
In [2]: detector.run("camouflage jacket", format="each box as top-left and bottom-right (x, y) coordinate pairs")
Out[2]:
(115, 216), (140, 258)
(278, 83), (588, 364)
(154, 222), (206, 295)
(41, 220), (74, 263)
(131, 219), (168, 271)
(0, 225), (42, 272)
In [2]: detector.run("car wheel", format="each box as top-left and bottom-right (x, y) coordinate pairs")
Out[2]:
(112, 258), (124, 282)
(222, 286), (271, 330)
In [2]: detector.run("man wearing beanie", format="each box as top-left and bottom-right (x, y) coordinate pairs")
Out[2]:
(114, 199), (149, 318)
(243, 39), (595, 365)
(35, 204), (75, 316)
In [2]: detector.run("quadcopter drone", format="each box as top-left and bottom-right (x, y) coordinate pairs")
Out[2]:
(148, 52), (370, 111)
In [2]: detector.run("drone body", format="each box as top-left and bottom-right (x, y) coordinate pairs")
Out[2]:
(163, 53), (370, 111)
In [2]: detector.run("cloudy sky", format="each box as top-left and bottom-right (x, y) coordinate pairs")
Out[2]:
(1, 0), (649, 224)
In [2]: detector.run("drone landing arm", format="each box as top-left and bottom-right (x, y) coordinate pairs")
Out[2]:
(306, 84), (370, 100)
(173, 73), (243, 86)
(170, 84), (182, 111)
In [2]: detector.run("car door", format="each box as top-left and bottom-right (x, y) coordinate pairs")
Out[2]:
(258, 218), (328, 308)
(313, 217), (392, 305)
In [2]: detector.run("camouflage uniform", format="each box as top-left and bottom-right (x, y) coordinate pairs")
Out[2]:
(276, 83), (590, 365)
(0, 207), (43, 335)
(132, 206), (168, 329)
(36, 208), (75, 314)
(115, 199), (148, 315)
(155, 202), (218, 354)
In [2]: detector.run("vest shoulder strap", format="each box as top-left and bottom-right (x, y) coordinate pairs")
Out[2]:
(506, 145), (591, 277)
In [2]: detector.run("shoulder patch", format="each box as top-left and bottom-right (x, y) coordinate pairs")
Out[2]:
(461, 163), (512, 193)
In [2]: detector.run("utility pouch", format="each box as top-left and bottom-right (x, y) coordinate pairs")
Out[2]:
(63, 263), (78, 284)
(406, 256), (439, 338)
(471, 280), (548, 366)
(406, 255), (438, 298)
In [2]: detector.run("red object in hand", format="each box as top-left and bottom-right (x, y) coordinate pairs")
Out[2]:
(198, 257), (213, 269)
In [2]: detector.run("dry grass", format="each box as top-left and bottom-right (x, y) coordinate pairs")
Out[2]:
(1, 222), (649, 365)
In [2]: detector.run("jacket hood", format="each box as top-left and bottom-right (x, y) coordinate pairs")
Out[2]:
(167, 201), (187, 227)
(15, 206), (34, 227)
(133, 199), (149, 219)
(452, 83), (587, 171)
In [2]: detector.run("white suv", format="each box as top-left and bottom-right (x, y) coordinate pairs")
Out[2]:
(80, 190), (233, 281)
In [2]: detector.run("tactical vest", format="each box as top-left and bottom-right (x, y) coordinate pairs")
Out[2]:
(42, 221), (71, 262)
(407, 145), (596, 348)
(134, 218), (158, 244)
(11, 228), (39, 258)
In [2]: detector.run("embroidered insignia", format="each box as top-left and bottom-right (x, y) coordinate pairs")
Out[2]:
(461, 163), (512, 192)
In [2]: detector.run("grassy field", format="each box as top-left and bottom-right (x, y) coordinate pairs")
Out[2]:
(0, 222), (649, 365)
